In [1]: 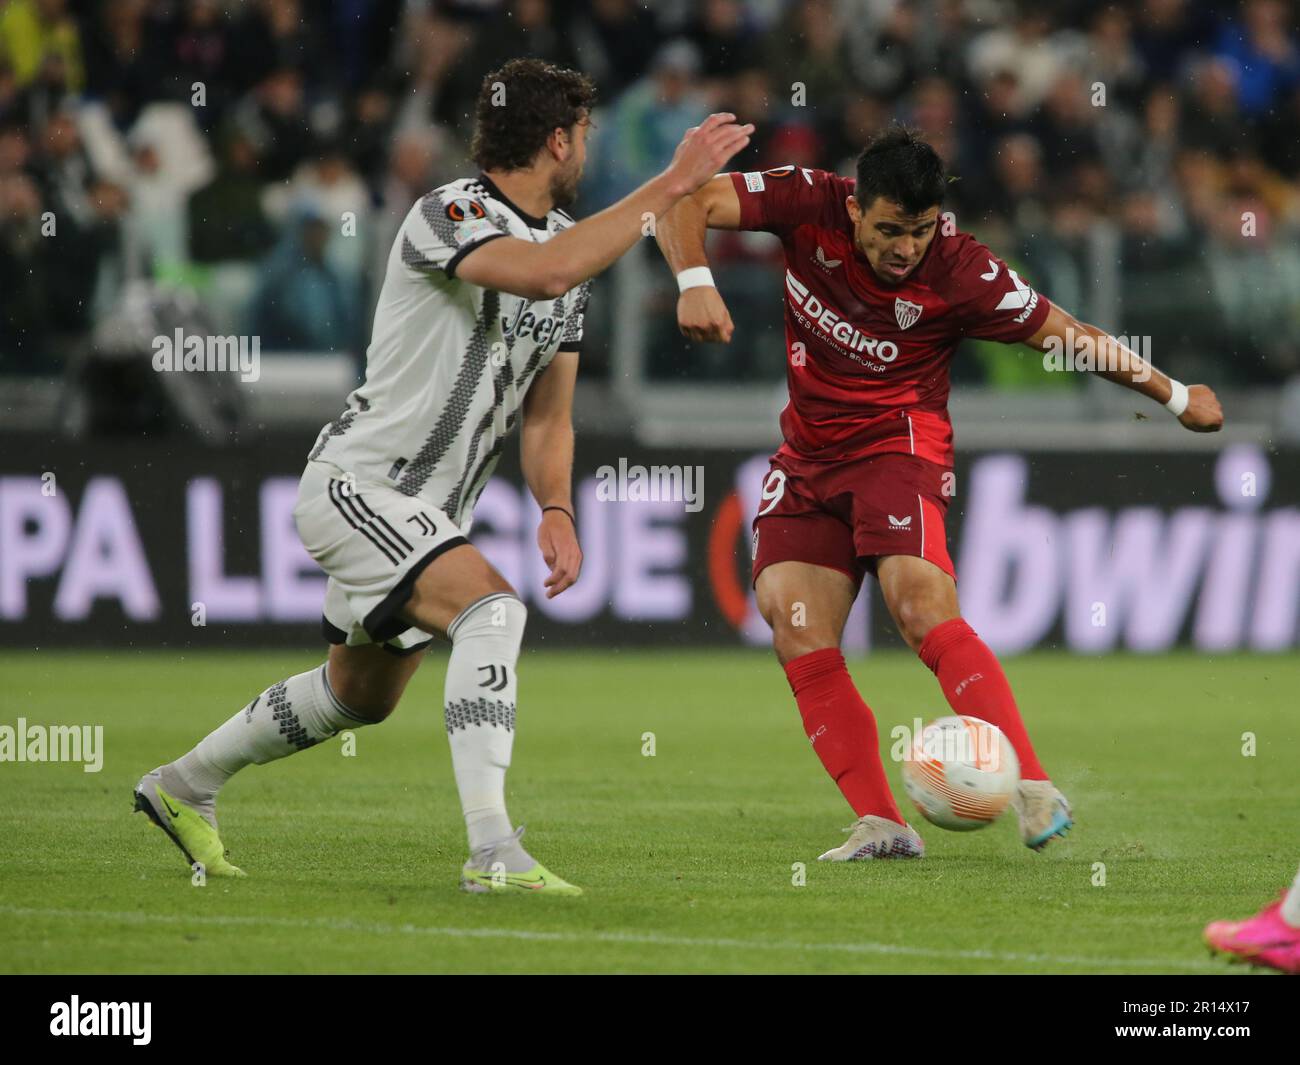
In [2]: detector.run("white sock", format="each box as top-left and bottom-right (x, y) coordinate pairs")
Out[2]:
(444, 593), (528, 865)
(1282, 863), (1300, 928)
(168, 664), (370, 804)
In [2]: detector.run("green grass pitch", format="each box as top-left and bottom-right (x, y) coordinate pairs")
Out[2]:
(1, 648), (1297, 974)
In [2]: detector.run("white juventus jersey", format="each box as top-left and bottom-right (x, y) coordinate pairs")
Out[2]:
(308, 175), (590, 530)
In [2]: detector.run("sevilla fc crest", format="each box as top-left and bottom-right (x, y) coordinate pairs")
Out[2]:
(894, 298), (923, 330)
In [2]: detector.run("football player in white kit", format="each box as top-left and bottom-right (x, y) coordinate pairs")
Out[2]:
(134, 60), (752, 893)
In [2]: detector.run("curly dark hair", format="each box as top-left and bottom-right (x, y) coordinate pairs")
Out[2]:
(855, 125), (949, 214)
(470, 59), (598, 172)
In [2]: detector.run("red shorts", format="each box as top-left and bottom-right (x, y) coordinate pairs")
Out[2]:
(751, 451), (955, 586)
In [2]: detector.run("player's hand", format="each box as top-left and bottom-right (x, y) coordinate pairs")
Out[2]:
(664, 113), (754, 196)
(677, 286), (734, 343)
(538, 508), (582, 599)
(1179, 384), (1224, 432)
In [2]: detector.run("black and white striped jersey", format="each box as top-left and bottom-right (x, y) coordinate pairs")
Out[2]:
(308, 174), (589, 531)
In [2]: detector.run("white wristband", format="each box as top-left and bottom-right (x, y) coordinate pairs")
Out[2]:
(676, 267), (715, 293)
(1164, 379), (1189, 417)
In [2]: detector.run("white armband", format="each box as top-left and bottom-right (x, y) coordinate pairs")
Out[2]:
(1164, 379), (1189, 417)
(676, 267), (715, 293)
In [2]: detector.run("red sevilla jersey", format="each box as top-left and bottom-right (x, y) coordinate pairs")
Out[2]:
(729, 165), (1052, 467)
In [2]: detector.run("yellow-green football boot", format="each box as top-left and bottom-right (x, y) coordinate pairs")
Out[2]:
(133, 768), (246, 877)
(459, 827), (582, 896)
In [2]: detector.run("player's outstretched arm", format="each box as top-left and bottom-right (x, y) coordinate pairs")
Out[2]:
(457, 115), (753, 301)
(521, 351), (582, 598)
(1025, 302), (1224, 432)
(655, 174), (743, 343)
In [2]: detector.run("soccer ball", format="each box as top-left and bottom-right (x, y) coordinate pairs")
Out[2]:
(901, 715), (1020, 831)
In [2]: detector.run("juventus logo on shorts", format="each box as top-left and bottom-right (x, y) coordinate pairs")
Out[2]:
(328, 479), (414, 566)
(406, 512), (438, 536)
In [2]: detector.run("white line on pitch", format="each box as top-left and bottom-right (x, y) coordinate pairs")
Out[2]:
(0, 905), (1228, 973)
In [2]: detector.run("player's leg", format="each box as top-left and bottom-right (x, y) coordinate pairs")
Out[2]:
(1285, 863), (1300, 928)
(395, 542), (580, 894)
(758, 558), (857, 667)
(754, 554), (923, 861)
(135, 641), (411, 876)
(759, 560), (904, 823)
(875, 553), (1071, 850)
(1205, 860), (1300, 973)
(845, 452), (1070, 850)
(877, 552), (1047, 776)
(753, 456), (924, 861)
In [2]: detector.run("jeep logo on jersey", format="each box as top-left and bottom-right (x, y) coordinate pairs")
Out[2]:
(501, 301), (564, 350)
(995, 269), (1040, 324)
(784, 270), (899, 365)
(894, 298), (923, 330)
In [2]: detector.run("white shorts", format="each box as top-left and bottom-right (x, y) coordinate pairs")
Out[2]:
(293, 459), (469, 655)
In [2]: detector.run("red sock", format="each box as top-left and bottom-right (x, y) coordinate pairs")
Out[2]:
(918, 618), (1048, 780)
(783, 648), (903, 821)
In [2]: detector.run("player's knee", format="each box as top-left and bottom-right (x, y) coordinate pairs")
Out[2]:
(759, 585), (840, 665)
(324, 665), (401, 723)
(894, 594), (956, 653)
(770, 617), (838, 667)
(349, 697), (400, 723)
(448, 592), (527, 658)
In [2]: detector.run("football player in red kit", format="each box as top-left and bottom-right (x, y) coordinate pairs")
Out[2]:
(655, 127), (1223, 860)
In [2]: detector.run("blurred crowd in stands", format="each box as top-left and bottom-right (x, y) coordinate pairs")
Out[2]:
(2, 0), (1299, 388)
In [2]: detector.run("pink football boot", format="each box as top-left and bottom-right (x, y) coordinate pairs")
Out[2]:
(1205, 899), (1300, 973)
